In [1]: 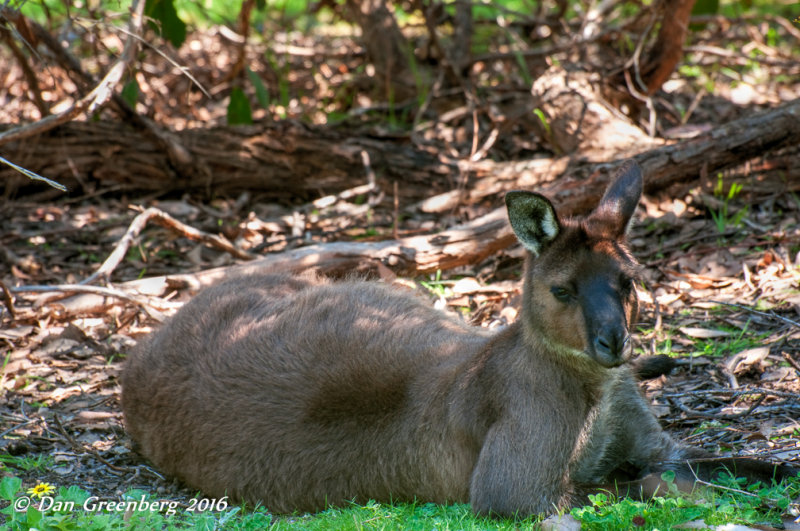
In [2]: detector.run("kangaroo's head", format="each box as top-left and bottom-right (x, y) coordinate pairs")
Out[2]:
(505, 160), (643, 368)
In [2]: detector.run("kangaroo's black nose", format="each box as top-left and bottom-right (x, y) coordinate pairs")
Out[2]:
(594, 325), (629, 365)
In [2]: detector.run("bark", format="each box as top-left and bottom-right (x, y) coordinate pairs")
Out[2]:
(4, 98), (799, 207)
(550, 96), (800, 213)
(343, 0), (417, 102)
(0, 120), (453, 202)
(640, 0), (698, 94)
(531, 66), (664, 156)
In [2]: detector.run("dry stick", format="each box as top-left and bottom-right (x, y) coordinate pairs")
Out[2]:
(0, 279), (17, 319)
(82, 207), (254, 286)
(0, 419), (37, 439)
(624, 68), (657, 138)
(783, 352), (800, 374)
(0, 0), (146, 147)
(670, 394), (766, 420)
(0, 25), (48, 116)
(8, 284), (170, 321)
(660, 388), (800, 400)
(708, 299), (800, 329)
(684, 462), (759, 498)
(51, 414), (129, 475)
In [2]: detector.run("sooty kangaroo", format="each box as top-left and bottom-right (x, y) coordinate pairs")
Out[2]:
(122, 160), (795, 517)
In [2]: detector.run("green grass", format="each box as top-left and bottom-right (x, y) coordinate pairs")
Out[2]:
(691, 325), (769, 359)
(709, 174), (748, 235)
(640, 320), (769, 360)
(573, 470), (799, 530)
(0, 477), (532, 530)
(419, 270), (451, 299)
(0, 454), (53, 473)
(2, 472), (798, 530)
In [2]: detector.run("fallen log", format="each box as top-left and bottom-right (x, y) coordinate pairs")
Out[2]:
(417, 97), (800, 213)
(0, 119), (454, 202)
(544, 96), (800, 214)
(4, 97), (798, 210)
(50, 206), (516, 314)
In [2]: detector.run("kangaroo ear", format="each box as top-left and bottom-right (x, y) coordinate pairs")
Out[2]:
(586, 160), (643, 238)
(505, 191), (560, 256)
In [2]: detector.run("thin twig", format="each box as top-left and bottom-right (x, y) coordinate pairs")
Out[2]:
(669, 394), (766, 420)
(111, 24), (211, 98)
(0, 419), (38, 439)
(82, 206), (254, 286)
(782, 352), (800, 374)
(623, 68), (656, 137)
(8, 283), (170, 320)
(0, 154), (67, 191)
(708, 299), (800, 328)
(0, 0), (146, 146)
(51, 414), (129, 474)
(0, 279), (17, 319)
(684, 461), (760, 498)
(660, 388), (800, 400)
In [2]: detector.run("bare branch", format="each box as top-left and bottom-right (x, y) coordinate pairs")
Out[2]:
(0, 0), (146, 146)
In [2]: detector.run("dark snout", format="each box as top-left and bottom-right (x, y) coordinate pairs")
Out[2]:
(583, 282), (633, 367)
(593, 324), (631, 367)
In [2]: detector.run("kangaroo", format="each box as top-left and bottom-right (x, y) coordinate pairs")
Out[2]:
(121, 160), (795, 517)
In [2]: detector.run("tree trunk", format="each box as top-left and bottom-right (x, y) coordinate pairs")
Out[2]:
(640, 0), (698, 94)
(343, 0), (417, 102)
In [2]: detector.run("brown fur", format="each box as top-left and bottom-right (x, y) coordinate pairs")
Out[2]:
(121, 161), (795, 518)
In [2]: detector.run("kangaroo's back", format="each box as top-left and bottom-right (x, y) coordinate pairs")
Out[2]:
(122, 273), (492, 511)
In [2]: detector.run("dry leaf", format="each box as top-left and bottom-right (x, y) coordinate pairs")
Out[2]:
(726, 347), (770, 375)
(452, 277), (481, 295)
(679, 327), (733, 339)
(540, 514), (582, 531)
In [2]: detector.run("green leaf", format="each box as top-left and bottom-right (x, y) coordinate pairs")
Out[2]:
(145, 0), (187, 48)
(533, 108), (551, 137)
(59, 484), (91, 505)
(27, 506), (43, 527)
(227, 88), (253, 125)
(247, 68), (270, 108)
(0, 476), (22, 500)
(120, 79), (140, 108)
(691, 0), (719, 16)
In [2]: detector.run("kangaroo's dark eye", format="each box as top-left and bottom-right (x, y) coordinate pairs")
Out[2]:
(550, 286), (572, 303)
